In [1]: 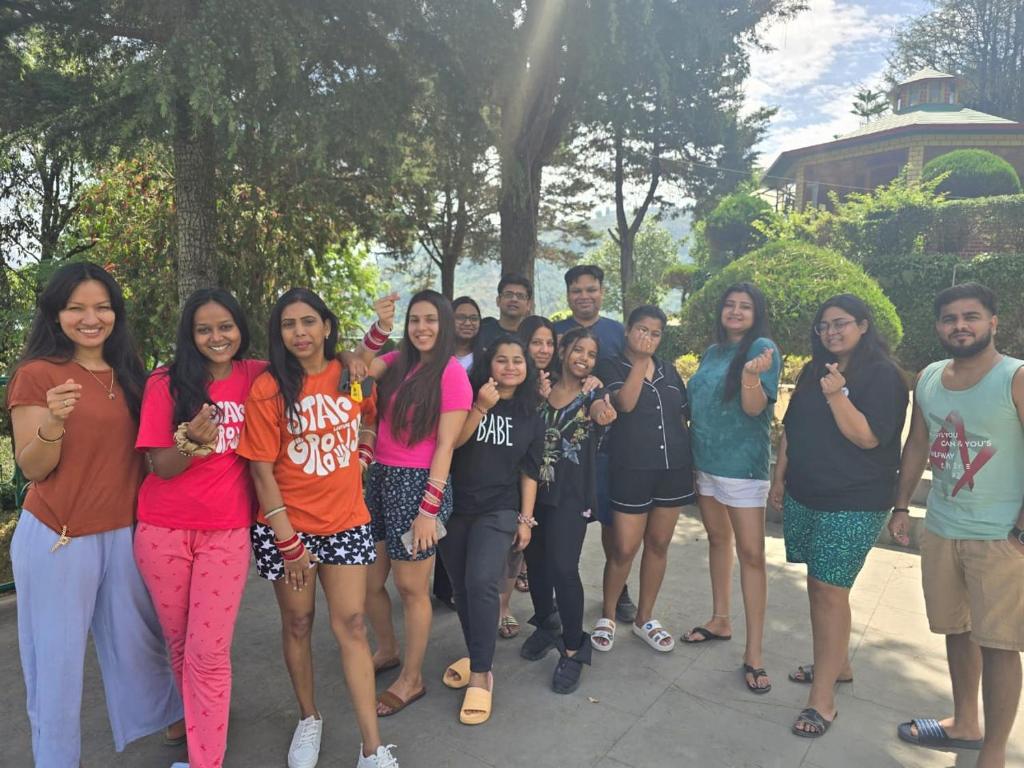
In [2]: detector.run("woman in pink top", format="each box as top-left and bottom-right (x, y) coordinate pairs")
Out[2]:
(361, 290), (472, 716)
(133, 288), (266, 768)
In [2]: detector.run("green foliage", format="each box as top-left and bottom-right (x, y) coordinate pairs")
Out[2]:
(961, 251), (1024, 359)
(590, 224), (684, 317)
(674, 353), (700, 381)
(861, 251), (961, 372)
(680, 240), (902, 356)
(781, 355), (810, 386)
(922, 150), (1022, 199)
(700, 191), (774, 268)
(657, 324), (689, 368)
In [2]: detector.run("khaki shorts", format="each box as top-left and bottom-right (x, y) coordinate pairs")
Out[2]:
(921, 528), (1024, 651)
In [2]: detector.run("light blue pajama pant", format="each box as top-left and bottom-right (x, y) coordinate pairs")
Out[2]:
(11, 510), (184, 767)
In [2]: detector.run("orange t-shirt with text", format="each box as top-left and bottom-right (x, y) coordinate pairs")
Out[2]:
(237, 360), (376, 535)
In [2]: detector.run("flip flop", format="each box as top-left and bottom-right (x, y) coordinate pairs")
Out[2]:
(792, 707), (837, 738)
(788, 663), (853, 685)
(374, 656), (401, 676)
(681, 625), (732, 643)
(742, 664), (772, 694)
(498, 615), (520, 639)
(443, 657), (471, 689)
(163, 726), (186, 747)
(376, 687), (426, 717)
(897, 718), (983, 750)
(459, 685), (493, 725)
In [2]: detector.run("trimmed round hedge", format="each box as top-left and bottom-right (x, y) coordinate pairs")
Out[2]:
(922, 149), (1022, 199)
(680, 240), (902, 356)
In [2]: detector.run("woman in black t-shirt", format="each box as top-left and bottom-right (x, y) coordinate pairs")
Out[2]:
(439, 336), (545, 725)
(769, 294), (907, 739)
(520, 327), (617, 695)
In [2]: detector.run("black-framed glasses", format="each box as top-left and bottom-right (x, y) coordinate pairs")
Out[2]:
(499, 290), (529, 301)
(454, 314), (481, 324)
(814, 318), (855, 336)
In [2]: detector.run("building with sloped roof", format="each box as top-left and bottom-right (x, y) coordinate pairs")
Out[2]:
(763, 69), (1024, 209)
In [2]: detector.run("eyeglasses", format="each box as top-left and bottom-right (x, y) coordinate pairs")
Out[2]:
(499, 291), (529, 301)
(814, 318), (856, 336)
(454, 314), (480, 324)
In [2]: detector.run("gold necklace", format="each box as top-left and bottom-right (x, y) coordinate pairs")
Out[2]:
(74, 360), (117, 400)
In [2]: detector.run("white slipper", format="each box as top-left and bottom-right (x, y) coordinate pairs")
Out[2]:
(591, 617), (616, 652)
(632, 619), (675, 652)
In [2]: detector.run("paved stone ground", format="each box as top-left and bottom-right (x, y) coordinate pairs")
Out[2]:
(2, 509), (1021, 768)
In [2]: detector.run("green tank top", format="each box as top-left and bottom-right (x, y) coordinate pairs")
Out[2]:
(917, 355), (1024, 539)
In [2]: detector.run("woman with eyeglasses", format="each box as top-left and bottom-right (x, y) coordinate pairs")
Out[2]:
(769, 294), (907, 739)
(452, 296), (482, 372)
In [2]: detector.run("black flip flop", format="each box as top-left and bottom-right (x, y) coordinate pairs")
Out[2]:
(897, 718), (983, 750)
(742, 664), (772, 694)
(792, 707), (837, 738)
(788, 663), (853, 685)
(681, 625), (732, 643)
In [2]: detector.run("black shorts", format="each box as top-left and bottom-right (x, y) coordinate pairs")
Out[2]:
(251, 522), (377, 580)
(609, 468), (695, 514)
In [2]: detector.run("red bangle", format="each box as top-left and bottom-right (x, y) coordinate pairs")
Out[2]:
(418, 478), (446, 518)
(274, 534), (299, 551)
(362, 321), (390, 352)
(358, 443), (373, 468)
(281, 541), (306, 561)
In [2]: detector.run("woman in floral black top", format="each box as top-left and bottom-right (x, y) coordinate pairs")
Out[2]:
(520, 327), (617, 694)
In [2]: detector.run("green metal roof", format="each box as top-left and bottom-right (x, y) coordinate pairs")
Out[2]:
(841, 104), (1014, 140)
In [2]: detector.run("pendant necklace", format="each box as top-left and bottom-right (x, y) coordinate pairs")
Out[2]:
(75, 360), (117, 399)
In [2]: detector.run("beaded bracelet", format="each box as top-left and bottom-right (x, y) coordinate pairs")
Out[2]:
(517, 514), (538, 528)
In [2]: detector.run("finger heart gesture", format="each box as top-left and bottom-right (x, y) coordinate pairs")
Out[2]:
(820, 362), (846, 397)
(744, 347), (774, 375)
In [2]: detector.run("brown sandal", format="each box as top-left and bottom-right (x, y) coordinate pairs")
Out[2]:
(498, 615), (520, 639)
(376, 687), (426, 717)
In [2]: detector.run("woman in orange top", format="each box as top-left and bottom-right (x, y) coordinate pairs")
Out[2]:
(237, 288), (399, 768)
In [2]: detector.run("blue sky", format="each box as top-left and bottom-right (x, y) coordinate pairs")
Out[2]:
(750, 0), (933, 167)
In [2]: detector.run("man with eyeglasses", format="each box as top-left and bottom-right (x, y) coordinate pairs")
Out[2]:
(478, 274), (534, 351)
(888, 282), (1024, 765)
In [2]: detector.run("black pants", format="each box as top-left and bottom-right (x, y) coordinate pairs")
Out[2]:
(433, 548), (453, 602)
(437, 508), (518, 673)
(524, 501), (588, 651)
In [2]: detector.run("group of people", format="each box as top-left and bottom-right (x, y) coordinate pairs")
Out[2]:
(5, 260), (1022, 768)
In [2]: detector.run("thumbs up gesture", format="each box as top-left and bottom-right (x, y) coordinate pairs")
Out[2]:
(590, 393), (617, 426)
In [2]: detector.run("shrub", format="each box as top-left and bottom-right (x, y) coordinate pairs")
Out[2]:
(658, 323), (689, 366)
(701, 192), (774, 269)
(781, 355), (810, 386)
(674, 353), (700, 381)
(679, 240), (902, 357)
(922, 149), (1022, 199)
(961, 252), (1024, 359)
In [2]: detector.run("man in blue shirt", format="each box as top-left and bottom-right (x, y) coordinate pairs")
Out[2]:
(553, 265), (635, 622)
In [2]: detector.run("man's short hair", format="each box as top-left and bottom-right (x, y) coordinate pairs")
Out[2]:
(497, 273), (533, 299)
(564, 264), (604, 288)
(934, 282), (997, 318)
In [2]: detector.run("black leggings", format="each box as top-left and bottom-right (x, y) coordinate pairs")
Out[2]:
(437, 508), (518, 673)
(524, 501), (589, 651)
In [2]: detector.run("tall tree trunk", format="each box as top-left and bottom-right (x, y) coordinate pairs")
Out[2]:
(172, 102), (218, 304)
(498, 155), (542, 281)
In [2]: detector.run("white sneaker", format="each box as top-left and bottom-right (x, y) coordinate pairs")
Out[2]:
(356, 743), (399, 768)
(170, 764), (189, 768)
(287, 714), (323, 768)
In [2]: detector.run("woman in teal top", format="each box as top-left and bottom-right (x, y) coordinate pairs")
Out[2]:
(683, 282), (780, 696)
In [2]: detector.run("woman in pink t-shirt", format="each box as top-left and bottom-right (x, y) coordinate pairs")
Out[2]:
(360, 290), (472, 717)
(133, 288), (266, 768)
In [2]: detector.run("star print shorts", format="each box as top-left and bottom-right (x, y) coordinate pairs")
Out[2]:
(250, 521), (376, 580)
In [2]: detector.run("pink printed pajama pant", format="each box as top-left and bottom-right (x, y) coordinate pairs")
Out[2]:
(134, 522), (250, 768)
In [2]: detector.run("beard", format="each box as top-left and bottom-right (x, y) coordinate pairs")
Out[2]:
(940, 330), (993, 358)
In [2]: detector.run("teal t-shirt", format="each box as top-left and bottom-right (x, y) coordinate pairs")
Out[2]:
(688, 337), (781, 480)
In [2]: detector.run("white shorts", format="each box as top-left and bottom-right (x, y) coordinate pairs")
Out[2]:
(695, 471), (769, 509)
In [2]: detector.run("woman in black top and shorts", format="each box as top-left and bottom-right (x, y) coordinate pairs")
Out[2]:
(592, 305), (695, 654)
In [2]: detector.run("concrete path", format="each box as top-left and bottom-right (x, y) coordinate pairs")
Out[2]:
(2, 510), (1021, 767)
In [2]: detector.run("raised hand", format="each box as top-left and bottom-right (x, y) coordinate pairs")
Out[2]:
(537, 370), (552, 399)
(743, 346), (775, 376)
(476, 377), (500, 412)
(590, 393), (617, 426)
(820, 362), (846, 399)
(46, 379), (82, 422)
(187, 403), (220, 445)
(373, 292), (400, 331)
(581, 374), (603, 394)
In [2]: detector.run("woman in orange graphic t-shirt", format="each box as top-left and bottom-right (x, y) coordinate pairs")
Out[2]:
(237, 288), (399, 768)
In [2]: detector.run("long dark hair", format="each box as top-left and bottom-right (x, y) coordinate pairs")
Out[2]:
(714, 282), (771, 401)
(164, 289), (250, 426)
(795, 293), (896, 394)
(378, 289), (457, 444)
(471, 334), (540, 418)
(267, 288), (338, 419)
(557, 325), (599, 379)
(517, 315), (558, 378)
(18, 262), (146, 419)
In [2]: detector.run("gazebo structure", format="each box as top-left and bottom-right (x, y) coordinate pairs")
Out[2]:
(763, 69), (1024, 209)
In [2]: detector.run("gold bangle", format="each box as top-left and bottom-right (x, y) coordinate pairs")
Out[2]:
(36, 426), (65, 444)
(265, 506), (286, 520)
(742, 381), (761, 390)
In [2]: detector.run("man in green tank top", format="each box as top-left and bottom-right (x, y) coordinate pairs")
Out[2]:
(889, 283), (1024, 767)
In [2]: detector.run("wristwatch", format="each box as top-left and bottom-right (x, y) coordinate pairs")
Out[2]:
(1011, 526), (1024, 545)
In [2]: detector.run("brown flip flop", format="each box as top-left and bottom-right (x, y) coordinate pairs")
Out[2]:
(377, 687), (427, 717)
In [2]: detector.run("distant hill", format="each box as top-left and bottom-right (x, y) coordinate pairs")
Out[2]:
(377, 206), (692, 319)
